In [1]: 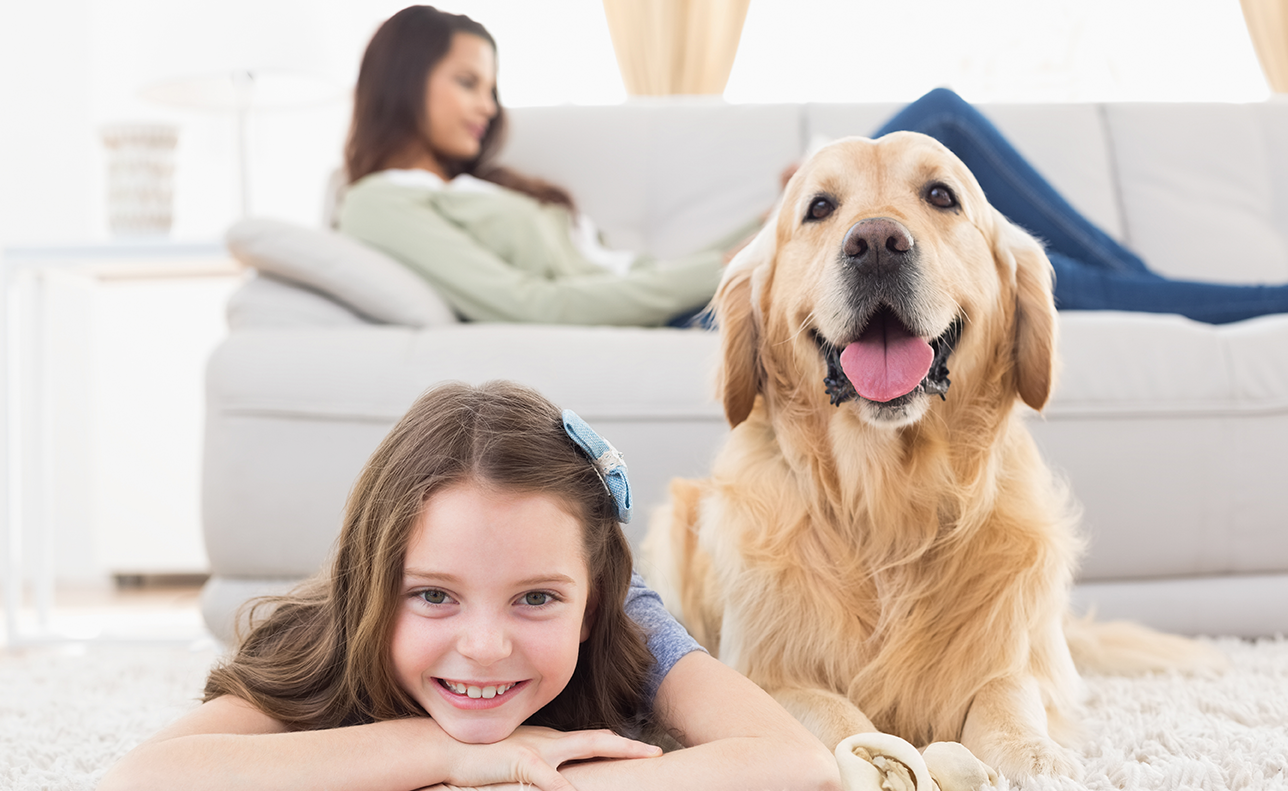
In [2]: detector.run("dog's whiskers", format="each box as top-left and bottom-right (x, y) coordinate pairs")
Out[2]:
(949, 296), (965, 319)
(775, 311), (818, 349)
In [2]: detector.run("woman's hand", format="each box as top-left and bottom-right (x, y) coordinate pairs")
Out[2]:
(441, 725), (662, 791)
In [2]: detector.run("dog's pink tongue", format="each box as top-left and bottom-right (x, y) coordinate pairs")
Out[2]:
(840, 315), (935, 403)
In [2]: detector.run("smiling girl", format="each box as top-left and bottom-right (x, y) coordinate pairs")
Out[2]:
(98, 381), (838, 791)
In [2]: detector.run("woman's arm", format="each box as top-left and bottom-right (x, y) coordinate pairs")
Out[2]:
(97, 695), (660, 791)
(557, 651), (842, 791)
(339, 179), (722, 326)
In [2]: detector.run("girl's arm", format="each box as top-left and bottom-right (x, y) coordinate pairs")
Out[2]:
(97, 695), (660, 791)
(556, 651), (842, 791)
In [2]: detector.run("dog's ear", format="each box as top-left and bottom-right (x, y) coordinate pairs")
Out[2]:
(715, 223), (775, 427)
(991, 210), (1057, 411)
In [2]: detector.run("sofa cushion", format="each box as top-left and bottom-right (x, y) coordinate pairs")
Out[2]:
(208, 324), (723, 423)
(225, 218), (458, 327)
(1252, 101), (1288, 247)
(1031, 312), (1288, 584)
(1049, 311), (1288, 416)
(204, 324), (729, 557)
(1072, 574), (1288, 638)
(1105, 104), (1288, 284)
(503, 103), (801, 259)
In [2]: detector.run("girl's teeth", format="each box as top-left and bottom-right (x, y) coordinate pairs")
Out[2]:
(444, 680), (513, 698)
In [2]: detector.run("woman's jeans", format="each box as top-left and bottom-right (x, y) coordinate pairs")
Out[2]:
(875, 88), (1288, 325)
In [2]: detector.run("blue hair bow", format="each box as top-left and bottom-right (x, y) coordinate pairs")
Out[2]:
(562, 409), (632, 523)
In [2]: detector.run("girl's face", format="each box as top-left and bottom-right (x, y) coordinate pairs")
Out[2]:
(390, 479), (592, 744)
(423, 32), (498, 167)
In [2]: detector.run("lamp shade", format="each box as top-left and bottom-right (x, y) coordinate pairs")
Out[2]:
(138, 69), (345, 219)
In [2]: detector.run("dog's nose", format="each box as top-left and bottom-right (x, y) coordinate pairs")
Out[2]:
(842, 218), (915, 271)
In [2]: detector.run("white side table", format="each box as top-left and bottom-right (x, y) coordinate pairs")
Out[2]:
(1, 240), (243, 645)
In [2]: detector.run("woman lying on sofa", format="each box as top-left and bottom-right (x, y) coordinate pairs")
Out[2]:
(339, 5), (1288, 328)
(338, 5), (754, 328)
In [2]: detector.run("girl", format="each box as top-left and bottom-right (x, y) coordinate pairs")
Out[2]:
(340, 5), (1288, 329)
(98, 380), (839, 791)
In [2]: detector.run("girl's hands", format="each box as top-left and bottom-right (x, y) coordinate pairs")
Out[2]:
(441, 725), (662, 791)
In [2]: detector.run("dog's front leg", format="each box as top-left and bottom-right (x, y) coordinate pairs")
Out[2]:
(717, 597), (875, 748)
(771, 687), (878, 750)
(773, 691), (996, 791)
(772, 689), (929, 791)
(961, 673), (1081, 781)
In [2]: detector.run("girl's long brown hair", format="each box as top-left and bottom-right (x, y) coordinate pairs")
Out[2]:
(204, 380), (653, 734)
(344, 5), (574, 210)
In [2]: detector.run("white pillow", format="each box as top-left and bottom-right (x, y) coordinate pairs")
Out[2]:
(226, 273), (369, 330)
(225, 218), (458, 327)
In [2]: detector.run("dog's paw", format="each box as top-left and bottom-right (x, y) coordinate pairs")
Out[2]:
(835, 732), (933, 791)
(985, 736), (1081, 782)
(921, 742), (1000, 791)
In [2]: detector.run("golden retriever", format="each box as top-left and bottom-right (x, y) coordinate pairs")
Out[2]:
(643, 132), (1213, 785)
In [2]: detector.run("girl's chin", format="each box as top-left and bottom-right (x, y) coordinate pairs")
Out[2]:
(424, 681), (537, 744)
(436, 714), (526, 745)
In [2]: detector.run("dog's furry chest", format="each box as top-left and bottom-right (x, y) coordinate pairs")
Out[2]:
(708, 474), (1068, 689)
(726, 519), (974, 653)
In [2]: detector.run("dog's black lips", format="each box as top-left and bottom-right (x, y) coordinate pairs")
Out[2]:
(816, 318), (963, 407)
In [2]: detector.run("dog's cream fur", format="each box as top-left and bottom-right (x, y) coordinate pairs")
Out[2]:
(645, 133), (1132, 781)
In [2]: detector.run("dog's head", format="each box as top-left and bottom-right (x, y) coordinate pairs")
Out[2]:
(718, 132), (1056, 430)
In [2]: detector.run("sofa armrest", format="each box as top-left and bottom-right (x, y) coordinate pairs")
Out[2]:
(225, 217), (459, 328)
(227, 273), (372, 330)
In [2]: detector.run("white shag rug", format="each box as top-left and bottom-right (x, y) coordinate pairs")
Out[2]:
(2, 637), (1286, 790)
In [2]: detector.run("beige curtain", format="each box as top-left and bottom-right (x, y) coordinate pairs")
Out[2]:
(1241, 0), (1288, 92)
(602, 0), (752, 96)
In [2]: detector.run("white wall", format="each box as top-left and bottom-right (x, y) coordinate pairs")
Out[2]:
(0, 0), (1272, 247)
(0, 0), (98, 246)
(725, 0), (1271, 104)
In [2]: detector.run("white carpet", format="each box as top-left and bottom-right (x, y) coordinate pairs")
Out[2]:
(1, 640), (219, 791)
(2, 637), (1286, 790)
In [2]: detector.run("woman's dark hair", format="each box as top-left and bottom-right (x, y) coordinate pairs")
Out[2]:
(204, 380), (653, 736)
(344, 5), (574, 209)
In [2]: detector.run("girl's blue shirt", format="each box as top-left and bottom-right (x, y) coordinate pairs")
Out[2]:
(625, 571), (706, 707)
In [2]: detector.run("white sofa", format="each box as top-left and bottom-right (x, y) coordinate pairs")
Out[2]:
(202, 100), (1288, 642)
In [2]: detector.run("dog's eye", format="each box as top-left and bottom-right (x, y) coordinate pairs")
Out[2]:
(925, 184), (958, 210)
(805, 197), (835, 222)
